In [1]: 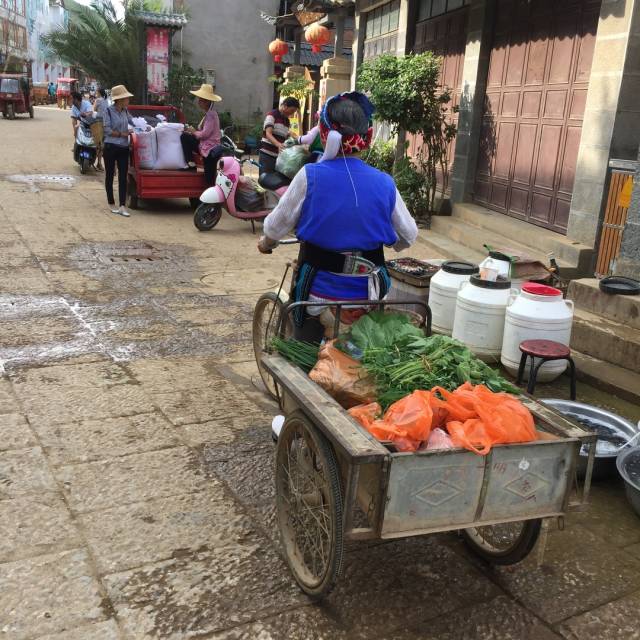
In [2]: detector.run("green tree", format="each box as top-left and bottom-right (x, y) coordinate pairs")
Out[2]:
(357, 52), (457, 213)
(42, 0), (149, 97)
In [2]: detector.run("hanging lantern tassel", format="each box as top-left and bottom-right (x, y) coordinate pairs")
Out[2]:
(305, 23), (331, 55)
(268, 38), (289, 64)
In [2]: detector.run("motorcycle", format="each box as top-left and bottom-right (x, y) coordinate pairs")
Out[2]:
(73, 117), (97, 174)
(193, 153), (290, 233)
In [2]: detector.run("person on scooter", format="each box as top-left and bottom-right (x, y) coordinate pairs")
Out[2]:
(259, 97), (300, 174)
(70, 91), (93, 140)
(257, 91), (419, 342)
(180, 84), (223, 185)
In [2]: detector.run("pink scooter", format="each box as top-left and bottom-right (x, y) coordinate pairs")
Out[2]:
(193, 156), (290, 232)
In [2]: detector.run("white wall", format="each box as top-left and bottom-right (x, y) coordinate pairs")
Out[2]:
(28, 0), (68, 83)
(179, 0), (279, 125)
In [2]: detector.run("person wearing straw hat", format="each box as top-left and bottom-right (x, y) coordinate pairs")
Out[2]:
(103, 84), (135, 217)
(180, 83), (223, 185)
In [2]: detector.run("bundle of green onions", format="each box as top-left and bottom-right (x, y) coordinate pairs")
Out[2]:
(271, 337), (320, 373)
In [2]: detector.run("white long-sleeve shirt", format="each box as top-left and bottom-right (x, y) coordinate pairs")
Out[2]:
(263, 166), (418, 251)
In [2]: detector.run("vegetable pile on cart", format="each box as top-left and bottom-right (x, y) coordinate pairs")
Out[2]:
(259, 305), (595, 599)
(274, 312), (534, 455)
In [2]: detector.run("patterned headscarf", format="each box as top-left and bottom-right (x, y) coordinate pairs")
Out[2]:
(319, 91), (375, 156)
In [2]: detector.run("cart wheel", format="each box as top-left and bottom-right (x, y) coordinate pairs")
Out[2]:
(462, 519), (541, 565)
(29, 105), (34, 118)
(276, 411), (344, 599)
(252, 291), (292, 401)
(194, 203), (222, 231)
(80, 157), (90, 175)
(127, 178), (139, 209)
(7, 104), (15, 120)
(189, 197), (200, 209)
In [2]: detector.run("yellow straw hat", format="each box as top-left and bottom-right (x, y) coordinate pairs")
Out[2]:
(110, 84), (134, 101)
(190, 83), (222, 102)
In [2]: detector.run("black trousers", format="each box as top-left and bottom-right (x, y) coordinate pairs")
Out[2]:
(104, 143), (129, 206)
(180, 133), (223, 184)
(258, 151), (277, 174)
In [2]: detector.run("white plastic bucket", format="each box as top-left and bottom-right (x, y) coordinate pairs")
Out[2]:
(428, 261), (479, 335)
(452, 275), (515, 362)
(501, 282), (574, 382)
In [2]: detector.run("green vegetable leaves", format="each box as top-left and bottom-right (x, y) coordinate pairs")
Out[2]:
(343, 314), (519, 408)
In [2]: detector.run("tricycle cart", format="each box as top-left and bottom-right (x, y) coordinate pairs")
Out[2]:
(56, 77), (77, 109)
(252, 264), (596, 599)
(126, 105), (248, 211)
(127, 105), (203, 210)
(0, 74), (34, 119)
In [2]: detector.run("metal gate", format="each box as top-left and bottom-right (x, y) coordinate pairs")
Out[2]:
(473, 0), (600, 234)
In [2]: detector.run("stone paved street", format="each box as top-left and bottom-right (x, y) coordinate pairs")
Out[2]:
(1, 106), (640, 639)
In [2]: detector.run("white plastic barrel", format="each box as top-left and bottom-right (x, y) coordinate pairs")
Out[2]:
(452, 275), (515, 362)
(428, 261), (479, 335)
(501, 282), (574, 382)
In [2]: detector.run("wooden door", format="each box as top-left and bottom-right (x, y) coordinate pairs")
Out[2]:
(473, 0), (600, 234)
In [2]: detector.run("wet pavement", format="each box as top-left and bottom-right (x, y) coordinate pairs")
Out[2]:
(1, 106), (640, 639)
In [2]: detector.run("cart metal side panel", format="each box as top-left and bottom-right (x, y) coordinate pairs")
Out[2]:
(479, 440), (576, 521)
(382, 451), (485, 535)
(382, 439), (578, 537)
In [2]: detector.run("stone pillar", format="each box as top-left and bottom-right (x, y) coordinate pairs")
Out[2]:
(615, 147), (640, 279)
(395, 0), (415, 55)
(567, 0), (640, 247)
(350, 3), (365, 90)
(449, 0), (495, 204)
(319, 56), (352, 106)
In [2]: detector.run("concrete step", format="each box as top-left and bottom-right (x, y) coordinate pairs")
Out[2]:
(571, 308), (640, 374)
(450, 202), (595, 274)
(568, 278), (640, 331)
(415, 228), (486, 265)
(573, 351), (640, 406)
(429, 215), (577, 277)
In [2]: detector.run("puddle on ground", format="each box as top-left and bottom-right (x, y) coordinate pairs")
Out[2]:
(0, 241), (258, 372)
(5, 174), (75, 192)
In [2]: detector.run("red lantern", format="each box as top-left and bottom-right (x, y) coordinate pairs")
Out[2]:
(268, 38), (289, 63)
(305, 23), (331, 54)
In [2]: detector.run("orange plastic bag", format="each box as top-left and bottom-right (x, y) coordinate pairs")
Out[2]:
(349, 391), (434, 452)
(309, 340), (377, 409)
(442, 384), (536, 455)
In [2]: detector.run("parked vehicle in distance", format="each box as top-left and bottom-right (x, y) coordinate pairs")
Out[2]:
(56, 77), (78, 109)
(0, 74), (34, 119)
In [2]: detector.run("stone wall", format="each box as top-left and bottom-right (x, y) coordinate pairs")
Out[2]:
(567, 0), (640, 248)
(179, 0), (279, 125)
(615, 147), (640, 279)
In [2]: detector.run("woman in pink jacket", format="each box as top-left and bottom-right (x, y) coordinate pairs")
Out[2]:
(180, 83), (223, 184)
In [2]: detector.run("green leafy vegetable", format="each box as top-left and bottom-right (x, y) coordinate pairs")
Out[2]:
(341, 314), (519, 408)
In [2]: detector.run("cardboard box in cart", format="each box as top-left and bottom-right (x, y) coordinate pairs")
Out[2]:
(386, 258), (443, 314)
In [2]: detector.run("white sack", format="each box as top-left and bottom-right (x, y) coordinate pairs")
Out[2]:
(136, 129), (157, 169)
(154, 122), (187, 170)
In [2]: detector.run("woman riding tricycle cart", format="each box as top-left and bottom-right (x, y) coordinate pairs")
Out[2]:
(251, 91), (596, 599)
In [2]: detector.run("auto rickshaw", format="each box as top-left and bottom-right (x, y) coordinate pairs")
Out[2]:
(56, 77), (78, 109)
(0, 74), (34, 119)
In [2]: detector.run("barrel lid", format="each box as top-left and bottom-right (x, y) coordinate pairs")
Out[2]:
(488, 250), (514, 263)
(442, 260), (479, 275)
(470, 274), (511, 289)
(522, 282), (562, 297)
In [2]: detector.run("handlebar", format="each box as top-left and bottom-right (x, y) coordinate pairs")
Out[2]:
(279, 238), (300, 245)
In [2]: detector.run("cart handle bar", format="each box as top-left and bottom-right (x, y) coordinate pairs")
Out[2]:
(280, 299), (432, 340)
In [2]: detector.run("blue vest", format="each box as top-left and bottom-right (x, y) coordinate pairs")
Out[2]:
(297, 158), (397, 300)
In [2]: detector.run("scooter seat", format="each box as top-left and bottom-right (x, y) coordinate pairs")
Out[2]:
(259, 171), (291, 191)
